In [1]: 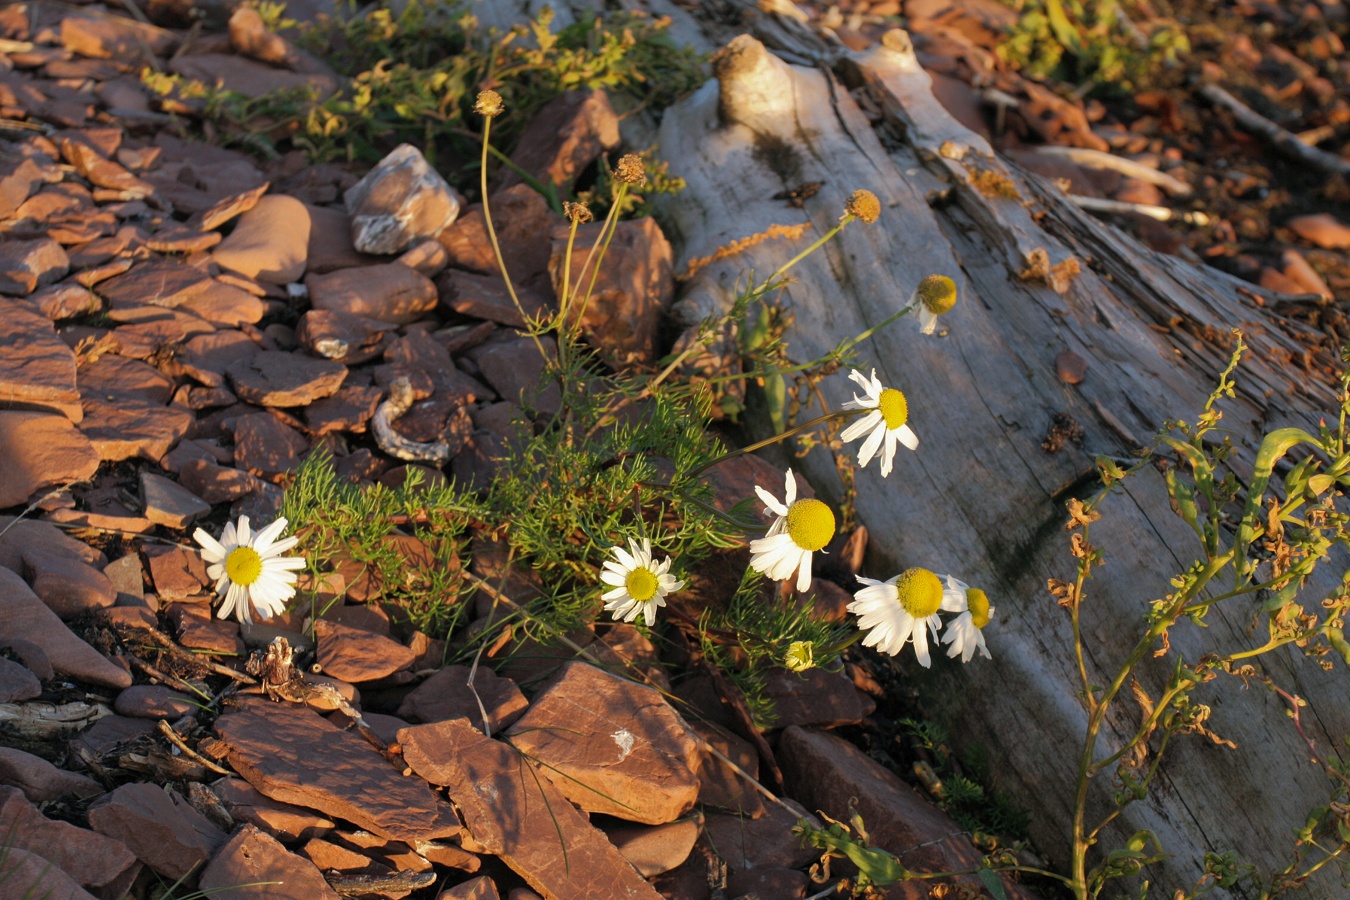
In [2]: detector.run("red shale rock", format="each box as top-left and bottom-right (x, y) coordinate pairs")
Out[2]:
(397, 664), (529, 733)
(88, 782), (228, 880)
(778, 726), (1033, 899)
(504, 661), (701, 825)
(0, 566), (131, 689)
(313, 618), (416, 683)
(0, 785), (141, 897)
(0, 410), (100, 507)
(214, 697), (461, 843)
(399, 717), (662, 900)
(0, 303), (82, 421)
(0, 746), (103, 803)
(199, 824), (341, 900)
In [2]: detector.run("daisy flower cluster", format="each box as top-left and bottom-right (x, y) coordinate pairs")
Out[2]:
(592, 267), (989, 671)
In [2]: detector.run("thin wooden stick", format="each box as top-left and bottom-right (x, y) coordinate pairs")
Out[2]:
(1198, 83), (1350, 179)
(1034, 146), (1192, 196)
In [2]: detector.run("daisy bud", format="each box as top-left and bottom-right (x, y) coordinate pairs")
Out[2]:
(564, 201), (593, 224)
(615, 153), (647, 187)
(844, 189), (881, 224)
(474, 89), (503, 118)
(785, 640), (816, 672)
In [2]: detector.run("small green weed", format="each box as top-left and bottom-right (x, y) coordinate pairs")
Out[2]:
(997, 0), (1189, 95)
(147, 2), (705, 177)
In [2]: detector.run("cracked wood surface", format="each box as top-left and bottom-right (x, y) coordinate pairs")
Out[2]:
(483, 1), (1348, 894)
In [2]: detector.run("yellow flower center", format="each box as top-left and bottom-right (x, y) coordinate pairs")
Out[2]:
(967, 588), (992, 629)
(625, 567), (659, 602)
(786, 499), (835, 552)
(916, 275), (957, 316)
(844, 189), (880, 224)
(225, 546), (263, 586)
(894, 568), (943, 618)
(877, 388), (908, 431)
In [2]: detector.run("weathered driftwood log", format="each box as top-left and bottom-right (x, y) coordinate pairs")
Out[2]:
(650, 18), (1347, 900)
(482, 0), (1347, 894)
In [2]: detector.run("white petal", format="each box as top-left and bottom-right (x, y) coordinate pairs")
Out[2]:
(262, 535), (301, 557)
(194, 529), (227, 561)
(783, 469), (797, 505)
(235, 516), (252, 546)
(911, 619), (932, 667)
(754, 484), (789, 518)
(616, 547), (640, 571)
(253, 518), (288, 553)
(920, 307), (937, 335)
(795, 551), (813, 592)
(879, 432), (897, 478)
(840, 410), (882, 443)
(856, 422), (885, 468)
(897, 424), (919, 451)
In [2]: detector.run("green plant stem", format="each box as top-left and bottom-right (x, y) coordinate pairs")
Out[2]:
(572, 183), (630, 327)
(765, 216), (852, 285)
(480, 115), (548, 362)
(1069, 551), (1230, 899)
(686, 409), (862, 479)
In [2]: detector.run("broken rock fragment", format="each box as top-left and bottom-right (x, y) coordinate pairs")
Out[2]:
(0, 567), (131, 689)
(199, 824), (341, 900)
(504, 661), (701, 824)
(226, 350), (347, 407)
(345, 143), (461, 255)
(0, 410), (100, 508)
(214, 697), (461, 843)
(87, 782), (228, 880)
(400, 717), (662, 900)
(212, 194), (312, 283)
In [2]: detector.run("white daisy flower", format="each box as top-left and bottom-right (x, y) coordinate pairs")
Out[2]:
(910, 274), (957, 335)
(600, 537), (684, 627)
(839, 369), (919, 477)
(848, 567), (965, 667)
(193, 515), (306, 625)
(941, 575), (995, 663)
(748, 469), (836, 593)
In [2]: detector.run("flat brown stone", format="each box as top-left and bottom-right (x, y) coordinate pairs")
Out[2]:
(212, 194), (312, 284)
(306, 262), (438, 325)
(0, 410), (100, 508)
(397, 664), (528, 733)
(0, 304), (81, 420)
(60, 14), (177, 60)
(504, 662), (700, 825)
(0, 785), (140, 897)
(199, 824), (341, 900)
(79, 396), (193, 463)
(304, 385), (384, 434)
(87, 782), (228, 880)
(176, 279), (267, 328)
(214, 697), (461, 843)
(174, 330), (261, 388)
(0, 236), (70, 295)
(78, 354), (175, 404)
(0, 567), (131, 689)
(313, 618), (415, 683)
(226, 412), (309, 481)
(96, 258), (215, 309)
(400, 717), (660, 900)
(227, 350), (347, 407)
(0, 746), (103, 803)
(212, 777), (335, 843)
